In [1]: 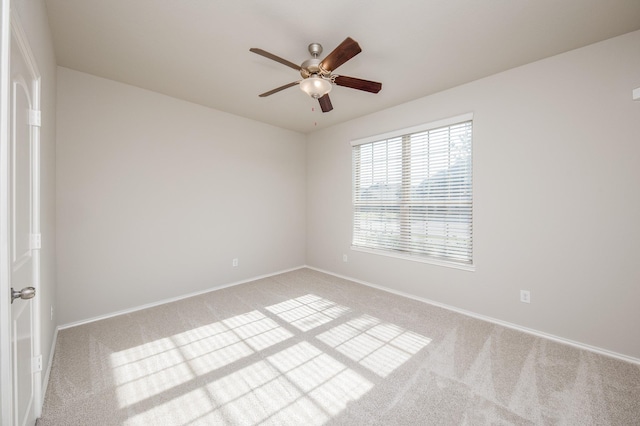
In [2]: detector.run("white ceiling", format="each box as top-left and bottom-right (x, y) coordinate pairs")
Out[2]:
(44, 0), (640, 134)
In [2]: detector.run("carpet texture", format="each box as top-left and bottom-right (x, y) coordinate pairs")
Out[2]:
(37, 268), (640, 425)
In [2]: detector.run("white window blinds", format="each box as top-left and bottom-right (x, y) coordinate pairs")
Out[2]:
(352, 115), (473, 266)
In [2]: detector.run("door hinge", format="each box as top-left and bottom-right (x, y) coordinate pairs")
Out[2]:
(30, 233), (42, 250)
(32, 355), (42, 373)
(29, 109), (41, 127)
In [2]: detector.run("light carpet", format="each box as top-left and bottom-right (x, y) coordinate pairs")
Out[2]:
(37, 268), (640, 425)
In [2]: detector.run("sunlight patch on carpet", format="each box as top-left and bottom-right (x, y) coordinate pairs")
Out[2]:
(109, 294), (428, 424)
(110, 310), (293, 408)
(120, 341), (372, 425)
(317, 314), (431, 377)
(266, 294), (351, 331)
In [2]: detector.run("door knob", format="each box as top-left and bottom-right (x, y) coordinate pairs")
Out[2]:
(11, 287), (35, 304)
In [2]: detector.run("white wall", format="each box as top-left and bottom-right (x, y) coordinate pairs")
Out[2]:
(56, 67), (306, 325)
(307, 30), (640, 359)
(13, 0), (57, 395)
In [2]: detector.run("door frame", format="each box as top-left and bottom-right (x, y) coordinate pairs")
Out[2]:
(0, 2), (43, 423)
(0, 0), (13, 423)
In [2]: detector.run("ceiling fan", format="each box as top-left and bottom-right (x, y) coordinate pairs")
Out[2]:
(250, 37), (382, 113)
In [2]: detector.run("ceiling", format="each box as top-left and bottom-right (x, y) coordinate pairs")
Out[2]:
(44, 0), (640, 134)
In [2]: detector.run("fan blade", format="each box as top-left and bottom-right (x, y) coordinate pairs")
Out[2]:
(259, 81), (299, 97)
(334, 75), (382, 93)
(319, 37), (362, 72)
(318, 94), (333, 113)
(250, 48), (301, 71)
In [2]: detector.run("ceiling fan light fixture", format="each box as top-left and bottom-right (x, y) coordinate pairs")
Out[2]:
(250, 37), (381, 112)
(299, 75), (332, 99)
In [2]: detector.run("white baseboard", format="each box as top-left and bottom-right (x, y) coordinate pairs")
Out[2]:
(305, 265), (640, 365)
(58, 265), (306, 330)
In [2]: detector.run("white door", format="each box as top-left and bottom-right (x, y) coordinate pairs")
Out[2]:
(8, 16), (40, 426)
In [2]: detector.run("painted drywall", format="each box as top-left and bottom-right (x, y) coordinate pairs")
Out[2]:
(307, 30), (640, 359)
(13, 0), (57, 397)
(56, 67), (306, 324)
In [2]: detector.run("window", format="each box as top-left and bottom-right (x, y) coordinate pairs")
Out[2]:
(351, 114), (473, 268)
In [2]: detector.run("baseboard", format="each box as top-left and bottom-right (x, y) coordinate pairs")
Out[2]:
(304, 265), (640, 365)
(58, 265), (306, 330)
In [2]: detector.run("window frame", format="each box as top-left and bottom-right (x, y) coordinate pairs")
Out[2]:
(350, 113), (474, 271)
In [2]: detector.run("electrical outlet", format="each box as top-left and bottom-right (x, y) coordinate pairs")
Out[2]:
(520, 290), (531, 304)
(50, 305), (54, 320)
(343, 254), (348, 262)
(232, 258), (239, 267)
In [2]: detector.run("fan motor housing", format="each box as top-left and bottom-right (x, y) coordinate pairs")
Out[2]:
(300, 58), (322, 78)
